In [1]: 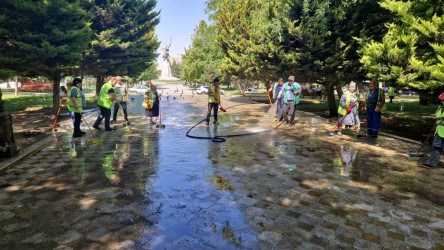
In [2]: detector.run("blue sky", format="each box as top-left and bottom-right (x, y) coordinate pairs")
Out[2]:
(154, 0), (208, 63)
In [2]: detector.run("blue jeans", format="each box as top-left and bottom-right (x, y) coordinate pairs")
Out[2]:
(93, 106), (112, 130)
(113, 102), (128, 121)
(366, 108), (381, 135)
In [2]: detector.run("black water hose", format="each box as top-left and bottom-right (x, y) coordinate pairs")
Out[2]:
(186, 103), (286, 143)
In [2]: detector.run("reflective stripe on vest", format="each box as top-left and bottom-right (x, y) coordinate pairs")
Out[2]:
(68, 86), (83, 113)
(435, 106), (444, 137)
(208, 84), (220, 103)
(97, 82), (115, 109)
(142, 90), (154, 108)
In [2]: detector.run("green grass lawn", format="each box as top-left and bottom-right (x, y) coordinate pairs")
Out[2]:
(3, 94), (96, 112)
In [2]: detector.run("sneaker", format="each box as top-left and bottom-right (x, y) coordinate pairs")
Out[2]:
(92, 126), (101, 130)
(205, 121), (209, 126)
(213, 121), (220, 125)
(110, 120), (116, 124)
(337, 132), (343, 136)
(80, 131), (86, 135)
(72, 133), (83, 138)
(126, 121), (131, 126)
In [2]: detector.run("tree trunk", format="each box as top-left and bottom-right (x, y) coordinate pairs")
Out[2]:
(52, 74), (61, 116)
(14, 77), (18, 96)
(95, 75), (105, 98)
(326, 83), (338, 117)
(335, 85), (343, 99)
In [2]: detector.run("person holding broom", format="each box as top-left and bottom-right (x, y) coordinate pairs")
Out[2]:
(206, 78), (221, 126)
(420, 93), (444, 168)
(93, 77), (117, 131)
(336, 81), (360, 136)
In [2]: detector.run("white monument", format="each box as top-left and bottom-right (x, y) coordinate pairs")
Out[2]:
(159, 41), (179, 80)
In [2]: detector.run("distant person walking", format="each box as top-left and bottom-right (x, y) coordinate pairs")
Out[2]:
(388, 86), (396, 103)
(206, 78), (221, 126)
(93, 77), (117, 131)
(278, 75), (301, 125)
(143, 84), (160, 124)
(111, 76), (130, 125)
(421, 93), (444, 168)
(267, 77), (284, 121)
(366, 80), (386, 138)
(336, 81), (360, 136)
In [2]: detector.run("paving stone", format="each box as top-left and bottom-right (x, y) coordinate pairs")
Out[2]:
(0, 211), (15, 221)
(21, 232), (48, 244)
(53, 230), (83, 245)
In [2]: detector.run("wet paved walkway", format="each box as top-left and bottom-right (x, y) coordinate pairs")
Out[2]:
(0, 90), (443, 249)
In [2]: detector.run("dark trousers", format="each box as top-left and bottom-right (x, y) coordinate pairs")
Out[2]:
(113, 102), (128, 121)
(389, 96), (394, 103)
(276, 98), (284, 120)
(93, 106), (112, 130)
(73, 112), (81, 134)
(283, 101), (296, 123)
(366, 108), (381, 135)
(206, 103), (219, 123)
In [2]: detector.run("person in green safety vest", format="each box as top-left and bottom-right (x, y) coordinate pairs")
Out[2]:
(277, 75), (301, 125)
(93, 77), (117, 131)
(267, 78), (284, 121)
(388, 86), (396, 103)
(421, 93), (444, 168)
(143, 84), (160, 124)
(336, 81), (360, 136)
(69, 78), (86, 138)
(206, 77), (221, 126)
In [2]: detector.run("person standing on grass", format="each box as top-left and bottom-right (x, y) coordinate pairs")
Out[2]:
(278, 75), (301, 125)
(336, 81), (360, 136)
(111, 76), (130, 125)
(143, 84), (160, 124)
(206, 78), (221, 126)
(388, 86), (396, 103)
(267, 78), (284, 121)
(69, 78), (86, 138)
(420, 93), (444, 168)
(93, 77), (117, 131)
(366, 80), (386, 138)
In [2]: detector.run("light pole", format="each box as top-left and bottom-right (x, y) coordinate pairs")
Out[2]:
(0, 88), (17, 158)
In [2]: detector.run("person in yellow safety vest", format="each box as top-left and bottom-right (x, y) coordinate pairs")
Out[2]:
(388, 86), (396, 103)
(336, 81), (360, 136)
(69, 78), (86, 138)
(93, 77), (117, 131)
(267, 78), (284, 121)
(206, 78), (221, 126)
(366, 80), (386, 138)
(421, 93), (444, 168)
(143, 84), (160, 124)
